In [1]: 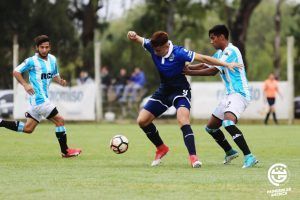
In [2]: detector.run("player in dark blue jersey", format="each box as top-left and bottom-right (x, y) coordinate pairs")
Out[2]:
(127, 30), (240, 168)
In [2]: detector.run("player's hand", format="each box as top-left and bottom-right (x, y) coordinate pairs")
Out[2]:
(127, 31), (137, 40)
(182, 65), (191, 75)
(60, 79), (67, 87)
(227, 62), (244, 71)
(24, 84), (34, 95)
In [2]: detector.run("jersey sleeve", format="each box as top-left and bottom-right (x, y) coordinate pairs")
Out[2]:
(178, 47), (195, 63)
(142, 38), (153, 52)
(51, 56), (59, 77)
(14, 58), (34, 73)
(53, 62), (59, 77)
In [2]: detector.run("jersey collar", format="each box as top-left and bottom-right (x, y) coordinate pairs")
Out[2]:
(162, 40), (173, 58)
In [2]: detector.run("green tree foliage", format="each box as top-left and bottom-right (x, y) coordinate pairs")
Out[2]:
(100, 0), (209, 91)
(0, 0), (79, 88)
(290, 4), (300, 95)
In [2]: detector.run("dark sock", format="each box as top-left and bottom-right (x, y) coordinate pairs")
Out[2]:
(181, 124), (196, 155)
(225, 125), (251, 156)
(141, 123), (163, 147)
(272, 112), (278, 124)
(55, 127), (68, 154)
(264, 112), (270, 124)
(0, 120), (24, 132)
(206, 127), (232, 153)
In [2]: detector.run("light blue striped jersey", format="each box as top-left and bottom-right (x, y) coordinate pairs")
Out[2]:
(15, 53), (59, 105)
(212, 43), (251, 101)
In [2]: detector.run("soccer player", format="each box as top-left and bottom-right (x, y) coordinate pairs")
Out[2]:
(263, 73), (281, 125)
(0, 35), (81, 158)
(183, 25), (258, 168)
(127, 30), (240, 168)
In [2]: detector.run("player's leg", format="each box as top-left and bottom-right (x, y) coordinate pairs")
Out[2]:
(205, 115), (238, 164)
(138, 98), (169, 166)
(222, 94), (258, 168)
(175, 97), (201, 168)
(264, 98), (273, 125)
(270, 99), (278, 124)
(0, 112), (38, 134)
(0, 118), (26, 133)
(46, 106), (81, 158)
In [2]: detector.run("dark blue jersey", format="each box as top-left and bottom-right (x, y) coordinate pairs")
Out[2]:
(143, 38), (195, 89)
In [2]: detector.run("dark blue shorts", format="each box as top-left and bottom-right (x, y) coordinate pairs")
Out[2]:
(267, 97), (275, 106)
(144, 87), (191, 117)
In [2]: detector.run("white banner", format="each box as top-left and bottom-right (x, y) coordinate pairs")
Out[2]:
(14, 83), (96, 120)
(191, 81), (289, 119)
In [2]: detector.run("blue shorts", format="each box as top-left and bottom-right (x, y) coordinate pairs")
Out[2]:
(144, 87), (191, 117)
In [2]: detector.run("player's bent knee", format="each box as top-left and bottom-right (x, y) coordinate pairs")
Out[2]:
(177, 117), (190, 127)
(23, 127), (34, 134)
(137, 116), (150, 127)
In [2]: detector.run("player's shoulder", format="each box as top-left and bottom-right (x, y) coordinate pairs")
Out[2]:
(24, 55), (37, 65)
(225, 43), (241, 56)
(173, 45), (194, 56)
(48, 53), (57, 60)
(173, 45), (187, 52)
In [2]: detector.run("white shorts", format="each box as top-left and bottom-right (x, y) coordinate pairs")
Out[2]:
(212, 93), (250, 120)
(27, 101), (57, 122)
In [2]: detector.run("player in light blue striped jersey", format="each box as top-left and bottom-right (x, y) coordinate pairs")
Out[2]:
(183, 25), (258, 168)
(0, 35), (81, 158)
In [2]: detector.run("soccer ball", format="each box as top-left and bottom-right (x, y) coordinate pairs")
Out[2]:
(110, 135), (129, 154)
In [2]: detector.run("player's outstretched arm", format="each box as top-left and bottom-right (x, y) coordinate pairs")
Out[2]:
(194, 53), (242, 71)
(13, 70), (34, 95)
(127, 31), (143, 44)
(186, 63), (208, 70)
(53, 76), (67, 87)
(183, 65), (219, 76)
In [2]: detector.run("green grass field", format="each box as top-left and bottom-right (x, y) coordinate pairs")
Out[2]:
(0, 123), (299, 200)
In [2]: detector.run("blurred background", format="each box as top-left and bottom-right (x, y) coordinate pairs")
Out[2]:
(0, 0), (299, 121)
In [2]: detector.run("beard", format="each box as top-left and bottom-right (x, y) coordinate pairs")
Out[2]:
(38, 52), (48, 59)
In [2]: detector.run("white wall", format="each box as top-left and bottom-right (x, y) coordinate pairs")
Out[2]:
(14, 83), (96, 120)
(191, 81), (289, 119)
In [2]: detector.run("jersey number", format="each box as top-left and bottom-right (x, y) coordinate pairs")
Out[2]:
(182, 90), (188, 96)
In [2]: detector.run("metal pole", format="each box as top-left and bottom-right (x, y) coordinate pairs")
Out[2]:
(94, 30), (102, 121)
(287, 36), (294, 125)
(13, 34), (19, 118)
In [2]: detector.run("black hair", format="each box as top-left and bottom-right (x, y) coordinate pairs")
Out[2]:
(34, 35), (50, 46)
(209, 25), (229, 40)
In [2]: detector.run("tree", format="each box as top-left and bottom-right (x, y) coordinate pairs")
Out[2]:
(67, 0), (104, 75)
(290, 4), (300, 95)
(273, 0), (284, 77)
(0, 0), (79, 89)
(210, 0), (261, 70)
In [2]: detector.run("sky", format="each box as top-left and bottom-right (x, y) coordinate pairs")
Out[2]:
(98, 0), (144, 21)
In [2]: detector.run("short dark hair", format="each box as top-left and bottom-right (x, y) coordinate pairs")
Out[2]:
(209, 25), (229, 40)
(34, 35), (50, 46)
(150, 31), (168, 47)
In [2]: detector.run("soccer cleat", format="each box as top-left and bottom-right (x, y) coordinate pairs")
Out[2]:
(62, 148), (82, 158)
(189, 155), (202, 168)
(242, 154), (258, 168)
(223, 149), (239, 164)
(151, 144), (169, 166)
